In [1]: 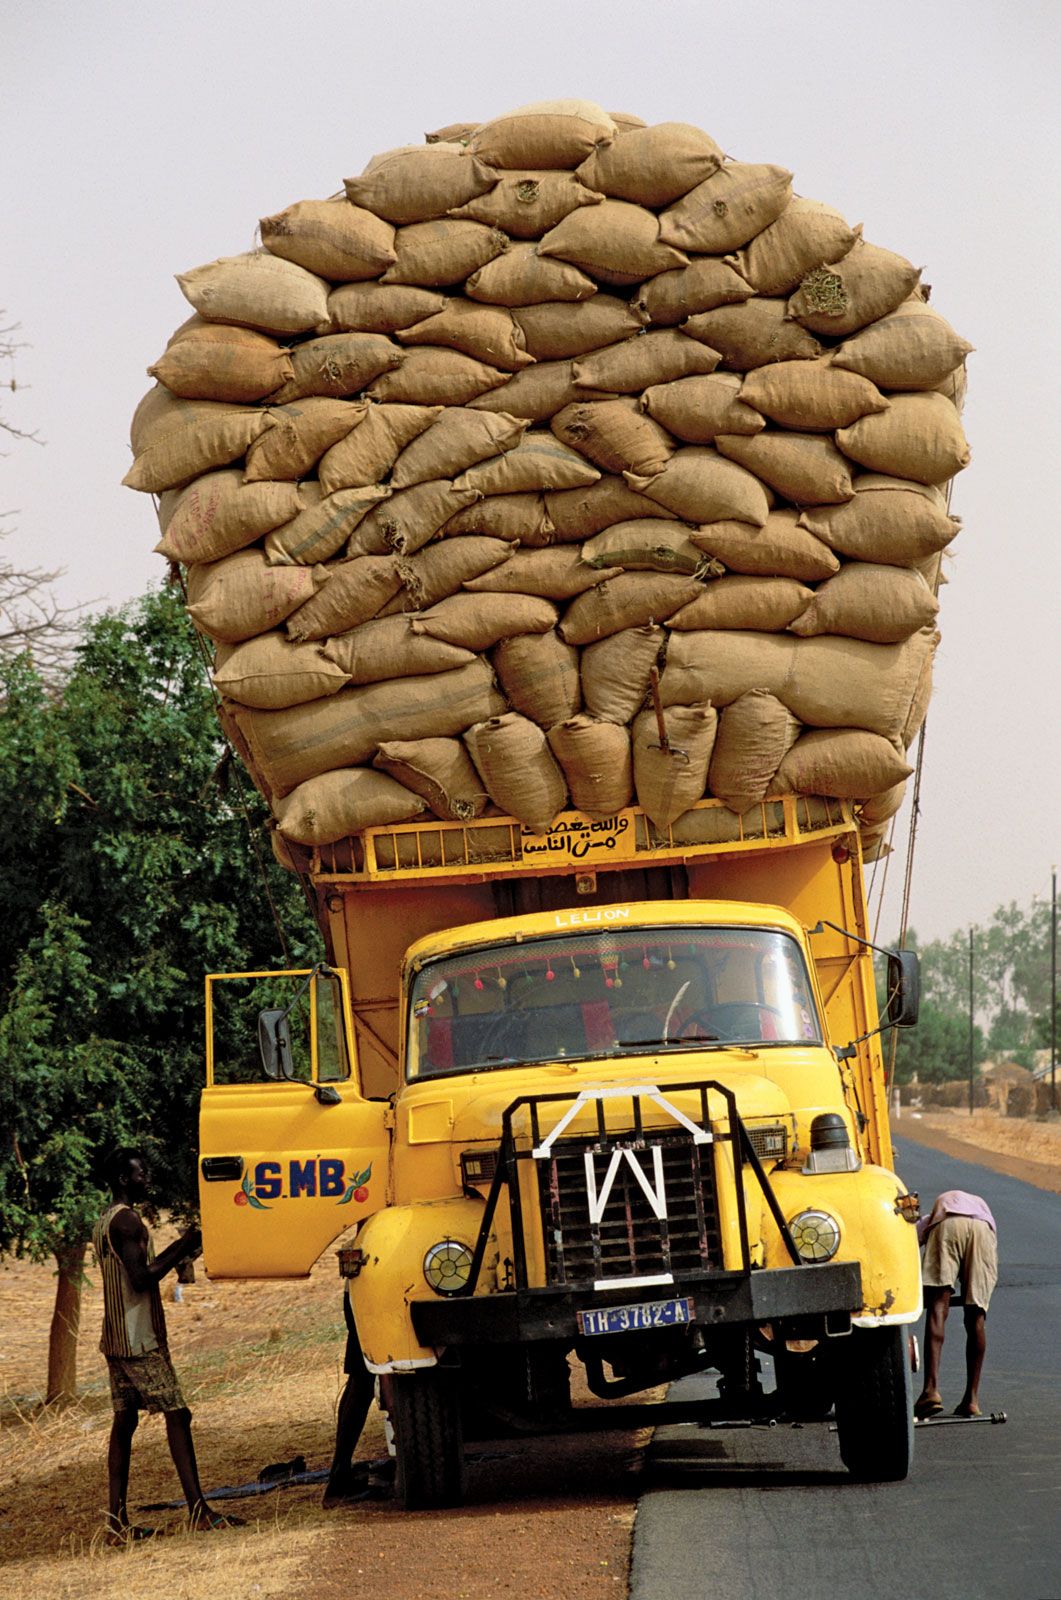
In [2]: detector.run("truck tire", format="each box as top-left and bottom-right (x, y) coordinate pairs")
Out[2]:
(392, 1369), (466, 1509)
(834, 1326), (914, 1482)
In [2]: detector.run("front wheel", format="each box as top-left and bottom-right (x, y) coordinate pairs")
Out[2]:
(391, 1369), (466, 1509)
(834, 1327), (914, 1482)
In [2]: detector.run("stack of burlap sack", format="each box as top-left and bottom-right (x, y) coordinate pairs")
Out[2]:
(126, 100), (971, 858)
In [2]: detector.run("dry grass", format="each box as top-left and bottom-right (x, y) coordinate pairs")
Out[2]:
(899, 1107), (1061, 1173)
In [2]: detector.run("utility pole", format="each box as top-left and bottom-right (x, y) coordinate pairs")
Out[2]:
(1051, 865), (1057, 1113)
(968, 927), (975, 1117)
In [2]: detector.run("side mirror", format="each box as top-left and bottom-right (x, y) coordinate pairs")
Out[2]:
(885, 951), (920, 1029)
(258, 1008), (295, 1079)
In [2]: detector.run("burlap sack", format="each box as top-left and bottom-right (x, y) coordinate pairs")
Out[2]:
(187, 548), (327, 644)
(573, 330), (721, 394)
(831, 299), (974, 391)
(690, 510), (840, 581)
(373, 737), (488, 820)
(126, 383), (236, 455)
(265, 485), (391, 565)
(627, 447), (770, 527)
(412, 592), (558, 651)
(786, 630), (938, 739)
(463, 713), (568, 832)
(454, 435), (600, 495)
(149, 319), (293, 404)
(576, 123), (724, 208)
(493, 630), (581, 726)
(836, 394), (971, 486)
(787, 240), (922, 337)
(668, 575), (814, 631)
(156, 471), (302, 564)
(327, 283), (447, 333)
(425, 123), (479, 144)
(124, 392), (273, 495)
(707, 690), (801, 812)
(539, 200), (689, 285)
(559, 572), (703, 644)
(659, 631), (792, 709)
(464, 547), (618, 598)
(397, 299), (536, 367)
(609, 111), (648, 133)
(268, 332), (403, 403)
(581, 520), (706, 575)
(467, 359), (609, 423)
(658, 162), (793, 253)
(632, 704), (718, 829)
(366, 346), (509, 406)
(513, 296), (646, 360)
(798, 476), (959, 565)
(545, 475), (678, 540)
(390, 409), (526, 488)
(470, 100), (617, 170)
(319, 403), (443, 492)
(547, 716), (633, 818)
(633, 259), (754, 326)
(858, 779), (907, 826)
(176, 252), (330, 335)
(343, 144), (498, 224)
(322, 616), (475, 682)
(353, 480), (479, 556)
(641, 373), (764, 444)
(395, 535), (515, 608)
(444, 492), (555, 544)
(552, 398), (674, 477)
(714, 432), (856, 506)
(899, 638), (934, 748)
(773, 729), (912, 799)
(726, 200), (859, 296)
(276, 768), (427, 846)
(213, 633), (352, 710)
(244, 399), (367, 482)
(465, 246), (597, 307)
(789, 562), (939, 643)
(380, 220), (508, 287)
(286, 554), (403, 640)
(259, 198), (397, 281)
(681, 302), (823, 371)
(739, 357), (888, 431)
(449, 169), (604, 236)
(580, 626), (663, 723)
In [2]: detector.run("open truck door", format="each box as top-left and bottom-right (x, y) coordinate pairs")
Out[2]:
(198, 964), (390, 1277)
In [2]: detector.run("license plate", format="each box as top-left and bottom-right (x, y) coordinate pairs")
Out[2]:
(578, 1297), (694, 1337)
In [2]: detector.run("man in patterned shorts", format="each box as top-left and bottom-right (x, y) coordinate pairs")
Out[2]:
(913, 1189), (999, 1419)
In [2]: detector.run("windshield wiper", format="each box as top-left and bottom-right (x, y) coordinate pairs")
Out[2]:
(616, 1035), (723, 1049)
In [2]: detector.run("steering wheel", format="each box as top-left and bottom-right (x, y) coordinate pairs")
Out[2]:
(674, 1008), (723, 1042)
(613, 1010), (663, 1046)
(679, 1003), (785, 1042)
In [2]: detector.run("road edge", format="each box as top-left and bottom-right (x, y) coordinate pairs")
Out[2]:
(893, 1119), (1061, 1194)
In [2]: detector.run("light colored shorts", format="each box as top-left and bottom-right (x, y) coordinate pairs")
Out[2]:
(922, 1215), (998, 1312)
(106, 1348), (187, 1414)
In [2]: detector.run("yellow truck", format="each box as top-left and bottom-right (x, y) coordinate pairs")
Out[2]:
(197, 792), (922, 1505)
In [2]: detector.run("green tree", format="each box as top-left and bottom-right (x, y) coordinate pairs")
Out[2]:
(891, 1001), (986, 1086)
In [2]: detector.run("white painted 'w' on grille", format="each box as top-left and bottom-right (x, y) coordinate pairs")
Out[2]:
(583, 1144), (668, 1224)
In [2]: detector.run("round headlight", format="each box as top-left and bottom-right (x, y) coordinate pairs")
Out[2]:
(423, 1238), (473, 1296)
(789, 1209), (841, 1263)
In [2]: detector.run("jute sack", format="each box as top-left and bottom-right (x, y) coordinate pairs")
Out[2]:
(545, 475), (679, 540)
(493, 630), (581, 726)
(380, 220), (509, 287)
(373, 737), (489, 820)
(268, 333), (403, 403)
(396, 535), (515, 608)
(322, 616), (475, 682)
(149, 319), (293, 403)
(390, 409), (526, 489)
(156, 471), (302, 563)
(513, 296), (646, 359)
(469, 99), (617, 170)
(689, 509), (840, 581)
(213, 633), (352, 710)
(714, 432), (856, 505)
(412, 592), (558, 651)
(831, 300), (974, 391)
(343, 144), (499, 224)
(859, 824), (890, 863)
(787, 240), (921, 337)
(581, 520), (707, 575)
(319, 403), (443, 492)
(276, 768), (427, 846)
(124, 399), (273, 495)
(772, 729), (912, 799)
(285, 554), (403, 640)
(551, 398), (674, 476)
(738, 357), (888, 431)
(463, 713), (568, 833)
(835, 394), (971, 486)
(633, 259), (753, 327)
(681, 302), (823, 371)
(627, 446), (770, 527)
(233, 658), (505, 795)
(547, 716), (633, 818)
(464, 547), (619, 598)
(449, 169), (604, 237)
(176, 252), (330, 335)
(609, 111), (649, 133)
(444, 492), (555, 544)
(784, 629), (938, 740)
(788, 562), (939, 643)
(899, 639), (934, 749)
(657, 162), (793, 253)
(668, 575), (814, 631)
(425, 122), (480, 144)
(397, 299), (537, 366)
(465, 246), (597, 307)
(327, 283), (447, 333)
(580, 626), (663, 723)
(573, 329), (721, 394)
(244, 399), (367, 482)
(798, 476), (958, 564)
(265, 485), (390, 565)
(576, 123), (724, 208)
(187, 548), (327, 644)
(539, 200), (689, 285)
(641, 374), (764, 443)
(726, 200), (859, 296)
(659, 631), (793, 709)
(632, 704), (718, 829)
(129, 384), (244, 455)
(454, 435), (600, 495)
(707, 690), (801, 812)
(259, 199), (397, 281)
(468, 359), (609, 423)
(858, 779), (906, 826)
(353, 480), (479, 556)
(559, 572), (702, 645)
(367, 347), (508, 405)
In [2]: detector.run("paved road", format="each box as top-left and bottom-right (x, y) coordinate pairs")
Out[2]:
(630, 1138), (1061, 1600)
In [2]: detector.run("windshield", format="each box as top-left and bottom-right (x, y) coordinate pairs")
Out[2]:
(407, 926), (821, 1079)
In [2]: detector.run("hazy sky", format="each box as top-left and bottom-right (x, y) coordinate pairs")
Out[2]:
(4, 0), (1059, 943)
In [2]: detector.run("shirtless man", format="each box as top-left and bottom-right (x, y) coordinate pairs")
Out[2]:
(913, 1189), (998, 1419)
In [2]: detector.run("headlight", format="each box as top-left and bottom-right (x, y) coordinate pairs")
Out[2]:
(423, 1238), (473, 1295)
(789, 1209), (841, 1263)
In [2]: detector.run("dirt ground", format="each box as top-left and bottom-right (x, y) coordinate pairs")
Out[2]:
(894, 1107), (1061, 1193)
